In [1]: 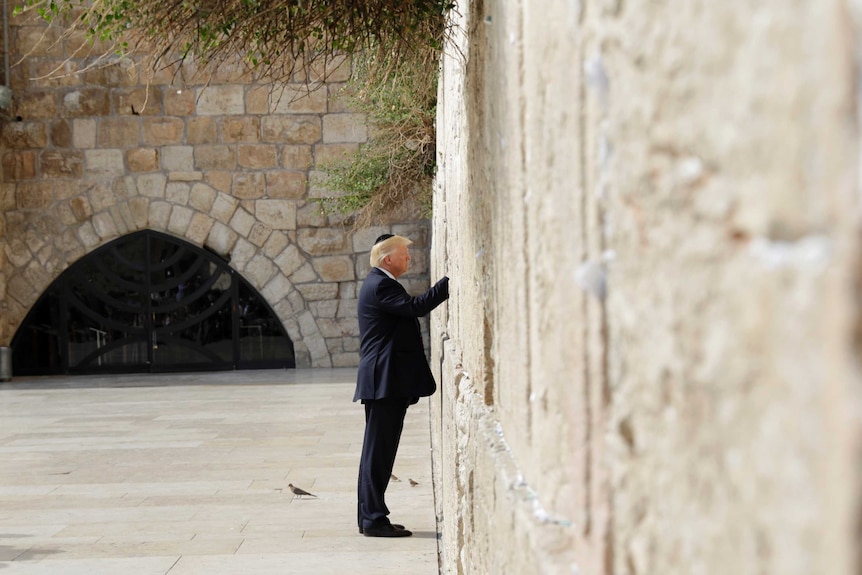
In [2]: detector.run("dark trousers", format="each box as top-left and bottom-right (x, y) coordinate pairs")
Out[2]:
(357, 397), (411, 529)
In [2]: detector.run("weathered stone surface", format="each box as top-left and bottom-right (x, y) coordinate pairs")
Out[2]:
(256, 199), (296, 230)
(148, 200), (171, 230)
(2, 151), (37, 180)
(142, 118), (184, 145)
(92, 211), (119, 240)
(189, 183), (217, 212)
(263, 171), (305, 199)
(15, 90), (57, 120)
(50, 120), (73, 147)
(222, 117), (260, 143)
(62, 88), (110, 117)
(2, 122), (48, 149)
(69, 196), (92, 221)
(261, 115), (321, 144)
(186, 212), (215, 245)
(296, 282), (339, 302)
(322, 114), (367, 143)
(85, 149), (124, 176)
(166, 182), (190, 205)
(238, 145), (277, 169)
(229, 207), (256, 237)
(126, 148), (160, 172)
(161, 146), (195, 172)
(113, 86), (163, 116)
(246, 86), (269, 115)
(187, 117), (218, 144)
(314, 143), (360, 167)
(206, 221), (239, 257)
(311, 255), (354, 282)
(72, 119), (96, 149)
(84, 57), (138, 87)
(40, 150), (84, 178)
(167, 205), (194, 235)
(210, 193), (239, 224)
(196, 85), (244, 115)
(281, 145), (313, 170)
(274, 243), (306, 277)
(15, 181), (53, 210)
(195, 145), (236, 170)
(89, 182), (119, 211)
(136, 173), (167, 198)
(244, 254), (277, 286)
(270, 84), (327, 114)
(248, 222), (272, 247)
(297, 228), (350, 255)
(164, 88), (195, 116)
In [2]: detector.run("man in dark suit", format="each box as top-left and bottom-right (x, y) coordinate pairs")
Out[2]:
(355, 233), (449, 538)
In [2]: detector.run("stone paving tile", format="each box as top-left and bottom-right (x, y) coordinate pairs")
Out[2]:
(0, 368), (438, 574)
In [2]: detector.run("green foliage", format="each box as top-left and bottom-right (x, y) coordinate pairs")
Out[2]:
(16, 0), (452, 226)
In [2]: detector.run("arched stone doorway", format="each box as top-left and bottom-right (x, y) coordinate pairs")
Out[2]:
(11, 230), (295, 375)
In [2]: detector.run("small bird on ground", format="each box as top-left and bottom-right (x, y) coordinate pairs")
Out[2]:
(288, 483), (317, 499)
(390, 473), (401, 482)
(409, 478), (419, 487)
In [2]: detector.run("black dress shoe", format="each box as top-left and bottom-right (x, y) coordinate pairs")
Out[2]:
(359, 523), (404, 534)
(362, 523), (412, 537)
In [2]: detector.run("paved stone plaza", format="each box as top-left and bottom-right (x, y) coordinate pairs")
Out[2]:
(0, 368), (438, 574)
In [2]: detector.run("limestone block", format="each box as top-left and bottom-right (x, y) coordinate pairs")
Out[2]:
(196, 86), (245, 115)
(273, 244), (306, 278)
(186, 212), (215, 245)
(238, 145), (277, 169)
(117, 202), (135, 231)
(142, 118), (184, 145)
(6, 273), (36, 307)
(230, 237), (256, 271)
(40, 150), (84, 178)
(312, 255), (354, 282)
(92, 211), (119, 239)
(108, 205), (130, 235)
(331, 351), (359, 367)
(297, 202), (327, 227)
(338, 282), (356, 299)
(310, 299), (339, 318)
(62, 88), (110, 117)
(248, 222), (272, 247)
(336, 299), (358, 319)
(168, 171), (204, 182)
(15, 181), (53, 209)
(160, 145), (194, 172)
(316, 317), (359, 338)
(165, 88), (195, 116)
(188, 117), (218, 144)
(168, 205), (194, 235)
(261, 115), (321, 144)
(195, 145), (236, 170)
(51, 120), (72, 147)
(296, 282), (339, 302)
(126, 148), (160, 172)
(327, 83), (352, 113)
(69, 196), (93, 222)
(89, 182), (119, 210)
(2, 122), (48, 149)
(76, 221), (100, 247)
(206, 222), (239, 258)
(148, 201), (172, 230)
(189, 183), (217, 212)
(246, 86), (269, 115)
(270, 84), (328, 114)
(205, 171), (233, 193)
(136, 173), (167, 198)
(322, 114), (367, 143)
(56, 202), (77, 225)
(73, 119), (96, 149)
(112, 177), (137, 201)
(308, 55), (351, 83)
(2, 151), (37, 180)
(266, 171), (307, 199)
(211, 193), (239, 223)
(222, 117), (261, 143)
(128, 197), (149, 229)
(236, 170), (266, 196)
(166, 182), (190, 205)
(113, 86), (163, 116)
(83, 57), (138, 87)
(263, 231), (290, 259)
(352, 226), (391, 253)
(290, 262), (318, 284)
(244, 254), (277, 286)
(256, 199), (297, 230)
(281, 145), (313, 170)
(314, 143), (360, 167)
(15, 90), (57, 120)
(229, 207), (256, 237)
(96, 117), (140, 147)
(17, 26), (63, 57)
(85, 149), (124, 176)
(5, 238), (33, 267)
(31, 61), (80, 89)
(297, 228), (350, 255)
(262, 273), (292, 304)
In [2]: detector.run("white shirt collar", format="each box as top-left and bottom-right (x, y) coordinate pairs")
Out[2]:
(375, 266), (396, 280)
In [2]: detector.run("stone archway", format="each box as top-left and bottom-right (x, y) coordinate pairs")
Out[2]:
(10, 229), (296, 375)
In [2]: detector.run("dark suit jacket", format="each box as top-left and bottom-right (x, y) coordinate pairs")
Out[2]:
(354, 268), (449, 401)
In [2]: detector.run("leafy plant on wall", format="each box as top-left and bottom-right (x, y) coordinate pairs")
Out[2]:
(16, 0), (454, 226)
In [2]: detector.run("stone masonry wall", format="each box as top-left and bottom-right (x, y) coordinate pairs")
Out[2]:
(0, 5), (432, 368)
(432, 1), (862, 574)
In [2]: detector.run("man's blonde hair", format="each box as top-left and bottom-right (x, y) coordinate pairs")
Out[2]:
(370, 235), (412, 267)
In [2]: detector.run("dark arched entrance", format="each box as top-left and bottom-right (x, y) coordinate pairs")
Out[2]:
(11, 230), (295, 375)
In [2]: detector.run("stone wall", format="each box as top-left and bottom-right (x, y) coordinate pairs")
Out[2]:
(432, 1), (862, 574)
(0, 5), (432, 368)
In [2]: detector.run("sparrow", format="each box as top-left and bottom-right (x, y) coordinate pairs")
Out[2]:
(409, 479), (419, 487)
(288, 483), (317, 499)
(390, 474), (401, 482)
